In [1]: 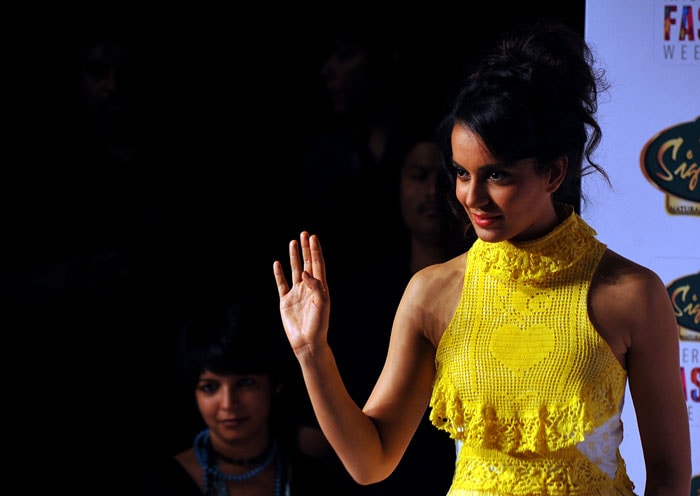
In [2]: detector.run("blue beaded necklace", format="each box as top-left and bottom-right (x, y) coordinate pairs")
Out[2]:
(193, 429), (283, 496)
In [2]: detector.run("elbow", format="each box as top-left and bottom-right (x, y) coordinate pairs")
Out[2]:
(349, 471), (391, 487)
(644, 460), (691, 494)
(346, 462), (396, 486)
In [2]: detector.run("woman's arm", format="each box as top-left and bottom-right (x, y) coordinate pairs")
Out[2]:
(592, 251), (691, 495)
(272, 232), (439, 484)
(626, 269), (691, 495)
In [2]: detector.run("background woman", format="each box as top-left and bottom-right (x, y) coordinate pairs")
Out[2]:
(134, 294), (346, 495)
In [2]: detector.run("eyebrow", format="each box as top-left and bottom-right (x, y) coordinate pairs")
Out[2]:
(451, 160), (511, 169)
(452, 158), (534, 169)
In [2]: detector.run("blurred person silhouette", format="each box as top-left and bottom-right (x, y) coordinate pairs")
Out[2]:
(324, 112), (473, 495)
(299, 21), (404, 283)
(134, 292), (349, 495)
(4, 23), (163, 306)
(2, 20), (184, 491)
(75, 25), (148, 165)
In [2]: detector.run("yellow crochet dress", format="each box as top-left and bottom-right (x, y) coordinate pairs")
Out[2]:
(430, 207), (636, 495)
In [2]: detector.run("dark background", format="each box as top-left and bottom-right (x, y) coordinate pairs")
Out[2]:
(3, 3), (585, 493)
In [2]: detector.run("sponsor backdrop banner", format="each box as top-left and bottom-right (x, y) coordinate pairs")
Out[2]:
(584, 0), (699, 492)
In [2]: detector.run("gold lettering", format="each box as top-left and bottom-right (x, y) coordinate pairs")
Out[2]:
(671, 284), (700, 325)
(656, 138), (699, 192)
(656, 138), (681, 181)
(673, 148), (698, 191)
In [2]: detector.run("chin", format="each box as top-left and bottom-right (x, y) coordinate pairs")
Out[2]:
(474, 228), (509, 243)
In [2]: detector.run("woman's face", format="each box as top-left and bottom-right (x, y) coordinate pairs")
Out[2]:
(196, 371), (274, 450)
(450, 124), (564, 243)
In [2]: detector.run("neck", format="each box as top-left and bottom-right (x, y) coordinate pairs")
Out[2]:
(193, 429), (283, 493)
(211, 440), (274, 466)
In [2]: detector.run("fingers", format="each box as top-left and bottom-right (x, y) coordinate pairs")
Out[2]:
(309, 234), (327, 285)
(272, 260), (289, 297)
(274, 232), (325, 294)
(301, 232), (326, 285)
(300, 231), (312, 276)
(289, 238), (302, 284)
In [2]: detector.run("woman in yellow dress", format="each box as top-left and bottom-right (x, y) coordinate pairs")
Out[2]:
(272, 19), (691, 495)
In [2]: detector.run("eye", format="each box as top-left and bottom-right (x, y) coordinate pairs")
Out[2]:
(197, 380), (220, 394)
(407, 169), (429, 182)
(453, 164), (469, 179)
(237, 376), (256, 387)
(83, 60), (112, 81)
(487, 168), (510, 182)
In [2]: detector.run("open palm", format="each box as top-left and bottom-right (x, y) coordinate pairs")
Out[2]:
(272, 232), (330, 353)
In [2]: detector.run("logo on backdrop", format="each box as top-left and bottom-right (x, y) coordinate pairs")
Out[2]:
(640, 116), (700, 215)
(668, 271), (700, 341)
(656, 0), (699, 64)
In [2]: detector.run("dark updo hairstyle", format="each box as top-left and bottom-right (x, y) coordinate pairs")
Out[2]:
(439, 18), (610, 221)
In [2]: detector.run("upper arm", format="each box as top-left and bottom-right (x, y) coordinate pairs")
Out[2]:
(594, 256), (691, 490)
(626, 270), (690, 488)
(361, 264), (460, 463)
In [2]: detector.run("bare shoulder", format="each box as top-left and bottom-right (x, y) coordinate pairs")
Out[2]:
(590, 248), (674, 365)
(400, 252), (467, 346)
(409, 252), (467, 291)
(592, 248), (667, 300)
(175, 448), (202, 482)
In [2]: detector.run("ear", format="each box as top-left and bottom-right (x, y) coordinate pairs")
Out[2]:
(545, 155), (568, 193)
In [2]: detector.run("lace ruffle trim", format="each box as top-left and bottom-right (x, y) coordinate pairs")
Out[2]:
(469, 208), (600, 283)
(429, 369), (625, 454)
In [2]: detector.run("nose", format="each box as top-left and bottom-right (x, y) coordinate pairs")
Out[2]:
(320, 56), (338, 82)
(461, 179), (489, 209)
(220, 386), (239, 410)
(95, 68), (118, 99)
(104, 68), (119, 90)
(426, 173), (438, 198)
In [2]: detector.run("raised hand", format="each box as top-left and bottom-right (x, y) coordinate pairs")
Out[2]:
(272, 232), (330, 354)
